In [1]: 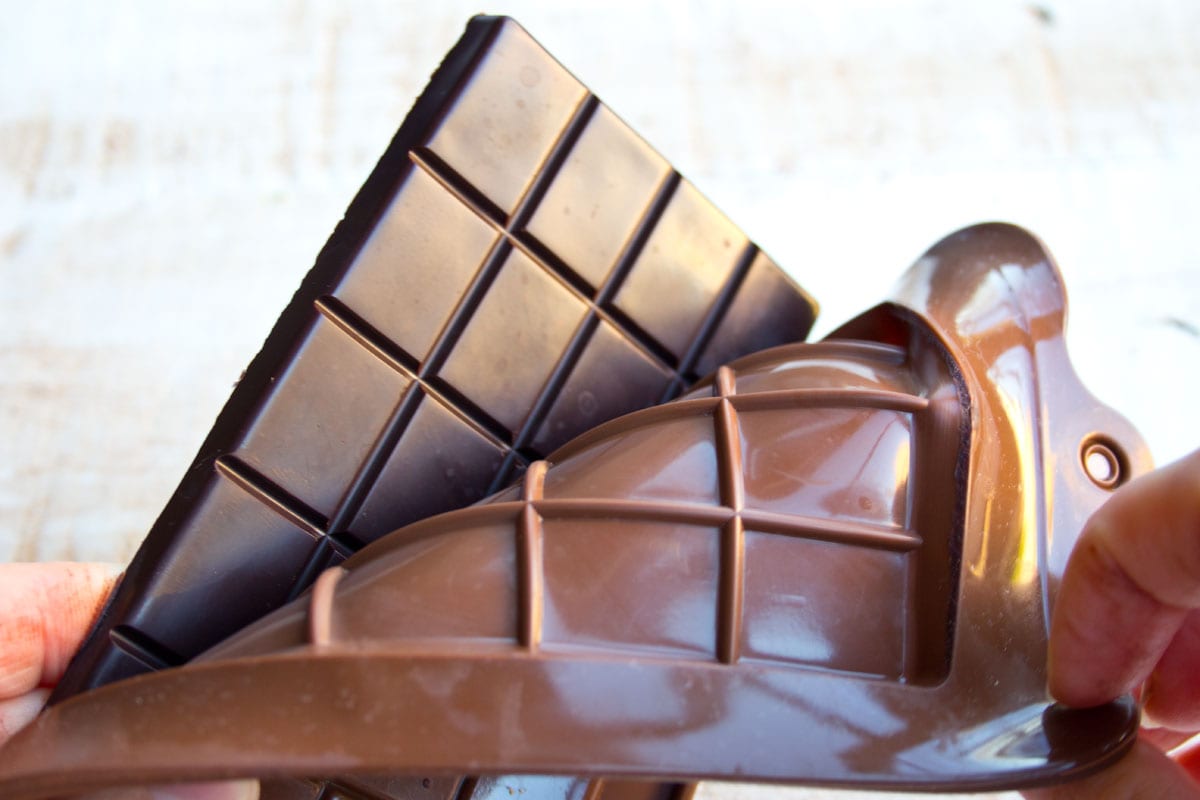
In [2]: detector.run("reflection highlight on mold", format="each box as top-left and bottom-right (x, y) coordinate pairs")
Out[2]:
(991, 347), (1042, 589)
(742, 532), (907, 678)
(543, 415), (719, 504)
(740, 409), (911, 529)
(541, 520), (719, 658)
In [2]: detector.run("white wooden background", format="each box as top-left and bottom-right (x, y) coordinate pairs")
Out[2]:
(2, 1), (1198, 797)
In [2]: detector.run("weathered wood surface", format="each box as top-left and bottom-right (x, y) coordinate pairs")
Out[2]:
(2, 2), (1198, 797)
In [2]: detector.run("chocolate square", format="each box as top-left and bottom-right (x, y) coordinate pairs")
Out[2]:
(334, 169), (498, 363)
(352, 393), (508, 542)
(526, 105), (669, 289)
(613, 181), (747, 359)
(428, 23), (586, 215)
(439, 249), (588, 433)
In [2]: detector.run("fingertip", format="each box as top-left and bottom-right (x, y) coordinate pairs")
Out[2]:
(1047, 510), (1190, 709)
(1047, 536), (1173, 707)
(0, 562), (127, 699)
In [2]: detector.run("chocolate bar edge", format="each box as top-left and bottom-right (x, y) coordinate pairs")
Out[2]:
(51, 14), (508, 702)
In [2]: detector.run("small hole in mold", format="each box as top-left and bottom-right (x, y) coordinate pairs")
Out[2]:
(1082, 438), (1124, 489)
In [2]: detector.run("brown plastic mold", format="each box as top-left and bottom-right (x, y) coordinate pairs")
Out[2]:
(48, 15), (813, 800)
(0, 224), (1150, 796)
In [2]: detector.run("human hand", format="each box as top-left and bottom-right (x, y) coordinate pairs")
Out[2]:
(0, 562), (258, 800)
(1025, 449), (1200, 798)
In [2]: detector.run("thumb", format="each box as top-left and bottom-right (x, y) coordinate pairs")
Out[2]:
(1023, 739), (1200, 799)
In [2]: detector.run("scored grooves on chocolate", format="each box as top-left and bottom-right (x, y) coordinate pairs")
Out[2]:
(51, 16), (814, 800)
(59, 16), (814, 691)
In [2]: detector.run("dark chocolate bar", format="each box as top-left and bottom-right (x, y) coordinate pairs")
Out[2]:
(50, 15), (814, 800)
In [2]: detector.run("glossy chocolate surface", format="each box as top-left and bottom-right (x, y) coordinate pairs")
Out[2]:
(47, 16), (813, 800)
(57, 15), (814, 699)
(0, 223), (1150, 797)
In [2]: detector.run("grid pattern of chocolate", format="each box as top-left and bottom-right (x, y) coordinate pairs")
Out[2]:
(59, 14), (814, 691)
(53, 16), (813, 800)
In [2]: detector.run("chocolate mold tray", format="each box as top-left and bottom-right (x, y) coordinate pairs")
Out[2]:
(0, 224), (1151, 797)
